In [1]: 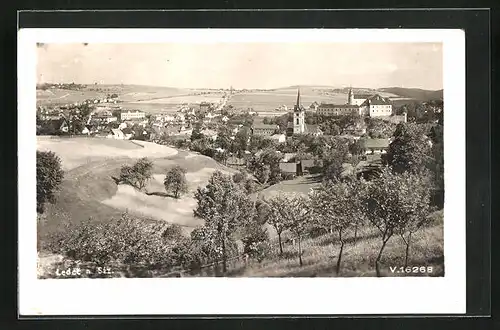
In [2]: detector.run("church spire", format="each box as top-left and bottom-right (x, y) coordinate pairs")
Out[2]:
(296, 87), (301, 108)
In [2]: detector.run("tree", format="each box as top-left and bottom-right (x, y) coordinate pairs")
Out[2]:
(262, 196), (288, 255)
(36, 151), (64, 214)
(385, 123), (432, 174)
(309, 179), (364, 275)
(193, 171), (255, 274)
(395, 174), (433, 267)
(119, 157), (153, 191)
(164, 165), (189, 198)
(190, 123), (204, 141)
(270, 193), (312, 266)
(248, 148), (283, 185)
(321, 138), (349, 181)
(362, 168), (432, 276)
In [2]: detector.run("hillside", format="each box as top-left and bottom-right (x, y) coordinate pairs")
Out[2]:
(37, 137), (237, 246)
(377, 87), (443, 101)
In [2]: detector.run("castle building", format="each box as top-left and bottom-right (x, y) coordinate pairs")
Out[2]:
(293, 88), (306, 134)
(317, 88), (393, 118)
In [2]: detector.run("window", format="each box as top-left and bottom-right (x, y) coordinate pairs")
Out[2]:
(296, 118), (299, 125)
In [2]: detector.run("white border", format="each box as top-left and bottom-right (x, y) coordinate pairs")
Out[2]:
(18, 29), (465, 315)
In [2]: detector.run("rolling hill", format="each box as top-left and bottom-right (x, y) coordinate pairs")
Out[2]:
(377, 87), (443, 101)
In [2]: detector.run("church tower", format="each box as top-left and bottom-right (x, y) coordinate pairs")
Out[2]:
(348, 86), (354, 105)
(293, 88), (306, 134)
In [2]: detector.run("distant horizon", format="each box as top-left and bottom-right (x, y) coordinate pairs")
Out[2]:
(37, 82), (443, 92)
(37, 43), (443, 91)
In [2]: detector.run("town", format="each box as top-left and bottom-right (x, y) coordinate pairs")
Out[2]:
(36, 85), (441, 181)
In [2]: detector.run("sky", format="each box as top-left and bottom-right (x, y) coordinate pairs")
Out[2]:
(37, 42), (443, 90)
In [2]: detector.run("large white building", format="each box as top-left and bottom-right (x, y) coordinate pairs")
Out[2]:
(120, 110), (146, 121)
(317, 88), (393, 118)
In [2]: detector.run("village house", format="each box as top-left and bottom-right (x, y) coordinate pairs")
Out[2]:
(107, 128), (125, 140)
(252, 123), (278, 136)
(360, 138), (390, 155)
(269, 133), (287, 143)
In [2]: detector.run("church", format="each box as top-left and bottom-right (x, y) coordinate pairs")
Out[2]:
(286, 88), (322, 137)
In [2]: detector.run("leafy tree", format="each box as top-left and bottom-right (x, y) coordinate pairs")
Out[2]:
(164, 165), (189, 198)
(321, 138), (349, 181)
(362, 168), (432, 276)
(385, 123), (432, 174)
(215, 126), (232, 150)
(119, 157), (153, 191)
(309, 178), (365, 275)
(190, 123), (204, 141)
(335, 113), (361, 135)
(247, 148), (283, 185)
(272, 193), (312, 266)
(395, 174), (433, 267)
(366, 118), (396, 139)
(262, 196), (289, 255)
(36, 151), (64, 214)
(193, 171), (255, 274)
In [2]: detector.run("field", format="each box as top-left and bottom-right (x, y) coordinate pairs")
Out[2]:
(37, 137), (237, 243)
(228, 90), (346, 112)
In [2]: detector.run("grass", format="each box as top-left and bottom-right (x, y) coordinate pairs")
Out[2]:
(226, 222), (444, 277)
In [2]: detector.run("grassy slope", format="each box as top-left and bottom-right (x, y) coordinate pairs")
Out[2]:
(227, 217), (444, 277)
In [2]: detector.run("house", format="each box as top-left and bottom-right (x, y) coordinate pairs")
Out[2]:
(309, 101), (319, 111)
(360, 94), (393, 117)
(286, 122), (323, 137)
(81, 126), (90, 135)
(107, 128), (124, 140)
(38, 118), (69, 135)
(279, 162), (298, 178)
(118, 122), (127, 130)
(252, 123), (278, 136)
(221, 116), (229, 123)
(269, 133), (286, 143)
(282, 153), (297, 162)
(360, 138), (390, 154)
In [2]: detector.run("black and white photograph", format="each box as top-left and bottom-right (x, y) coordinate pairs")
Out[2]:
(18, 28), (466, 315)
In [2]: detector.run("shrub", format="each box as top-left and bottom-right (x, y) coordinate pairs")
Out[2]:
(119, 157), (153, 191)
(44, 214), (193, 275)
(36, 151), (64, 214)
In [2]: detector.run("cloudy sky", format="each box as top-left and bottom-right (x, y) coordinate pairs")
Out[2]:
(37, 42), (443, 90)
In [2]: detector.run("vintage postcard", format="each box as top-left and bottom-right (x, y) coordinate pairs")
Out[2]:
(18, 28), (465, 315)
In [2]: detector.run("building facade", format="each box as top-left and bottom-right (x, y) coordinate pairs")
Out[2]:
(120, 110), (146, 121)
(316, 88), (393, 118)
(252, 123), (278, 136)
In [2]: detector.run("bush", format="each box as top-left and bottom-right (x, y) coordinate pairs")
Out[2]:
(36, 151), (64, 214)
(44, 214), (194, 274)
(119, 157), (153, 190)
